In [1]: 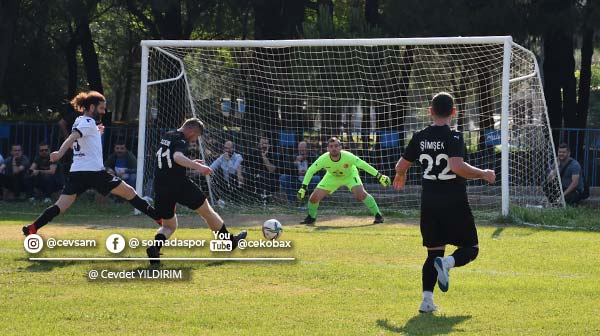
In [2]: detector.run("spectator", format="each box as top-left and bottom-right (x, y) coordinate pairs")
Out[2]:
(0, 144), (31, 200)
(104, 140), (137, 188)
(25, 142), (63, 203)
(546, 143), (586, 205)
(0, 152), (3, 199)
(279, 141), (321, 204)
(245, 136), (279, 203)
(201, 133), (220, 164)
(187, 140), (202, 178)
(209, 140), (244, 203)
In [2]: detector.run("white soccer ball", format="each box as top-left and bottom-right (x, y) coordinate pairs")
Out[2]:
(262, 219), (283, 240)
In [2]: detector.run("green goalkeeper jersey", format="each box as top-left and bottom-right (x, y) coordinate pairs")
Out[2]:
(302, 150), (378, 185)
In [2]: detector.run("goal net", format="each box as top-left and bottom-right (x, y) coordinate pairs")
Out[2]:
(136, 37), (564, 216)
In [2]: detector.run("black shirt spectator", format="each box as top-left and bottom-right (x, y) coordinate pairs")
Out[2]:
(0, 144), (31, 199)
(25, 142), (63, 202)
(245, 137), (279, 201)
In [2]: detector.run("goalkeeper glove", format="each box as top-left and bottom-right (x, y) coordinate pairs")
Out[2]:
(376, 172), (391, 187)
(297, 184), (308, 200)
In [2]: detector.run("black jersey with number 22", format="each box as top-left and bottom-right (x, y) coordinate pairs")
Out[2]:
(402, 125), (466, 193)
(155, 131), (188, 185)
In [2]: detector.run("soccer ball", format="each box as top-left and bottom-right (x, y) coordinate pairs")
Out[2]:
(262, 219), (283, 240)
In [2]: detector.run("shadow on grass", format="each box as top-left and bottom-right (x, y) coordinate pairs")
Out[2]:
(377, 314), (471, 335)
(491, 227), (504, 239)
(21, 259), (77, 272)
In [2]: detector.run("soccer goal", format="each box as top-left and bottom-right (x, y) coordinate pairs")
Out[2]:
(136, 36), (564, 216)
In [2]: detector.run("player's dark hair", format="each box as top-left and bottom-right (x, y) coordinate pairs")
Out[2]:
(70, 91), (105, 112)
(328, 137), (342, 146)
(558, 143), (570, 151)
(431, 92), (454, 117)
(182, 118), (205, 134)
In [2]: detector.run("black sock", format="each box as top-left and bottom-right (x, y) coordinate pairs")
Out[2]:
(33, 205), (60, 230)
(154, 233), (167, 251)
(218, 224), (230, 236)
(128, 195), (160, 220)
(422, 249), (445, 292)
(451, 246), (479, 267)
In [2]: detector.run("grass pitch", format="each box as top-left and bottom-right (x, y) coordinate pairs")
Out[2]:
(1, 201), (599, 335)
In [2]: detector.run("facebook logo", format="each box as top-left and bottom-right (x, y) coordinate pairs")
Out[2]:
(105, 234), (126, 254)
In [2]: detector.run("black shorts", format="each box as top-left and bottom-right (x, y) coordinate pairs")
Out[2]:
(62, 170), (122, 196)
(154, 178), (206, 219)
(420, 191), (478, 248)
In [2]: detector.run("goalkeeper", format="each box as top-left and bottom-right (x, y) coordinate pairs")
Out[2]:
(297, 137), (390, 225)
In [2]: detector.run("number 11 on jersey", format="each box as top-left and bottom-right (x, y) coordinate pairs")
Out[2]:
(156, 147), (172, 169)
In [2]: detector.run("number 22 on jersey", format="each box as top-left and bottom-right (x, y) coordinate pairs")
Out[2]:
(419, 153), (456, 180)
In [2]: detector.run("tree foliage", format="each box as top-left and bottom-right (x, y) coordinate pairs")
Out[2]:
(0, 0), (597, 131)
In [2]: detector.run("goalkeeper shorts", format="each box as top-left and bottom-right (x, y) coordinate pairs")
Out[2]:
(315, 171), (363, 193)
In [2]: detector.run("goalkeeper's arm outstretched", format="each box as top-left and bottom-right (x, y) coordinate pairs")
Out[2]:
(297, 137), (390, 225)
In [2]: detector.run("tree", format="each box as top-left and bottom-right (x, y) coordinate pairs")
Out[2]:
(0, 0), (18, 93)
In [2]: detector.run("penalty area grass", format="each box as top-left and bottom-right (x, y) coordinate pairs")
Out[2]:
(0, 201), (599, 335)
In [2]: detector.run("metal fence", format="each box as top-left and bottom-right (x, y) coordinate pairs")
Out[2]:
(0, 122), (139, 162)
(1, 122), (599, 187)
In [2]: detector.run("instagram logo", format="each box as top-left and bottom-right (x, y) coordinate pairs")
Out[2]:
(24, 234), (44, 254)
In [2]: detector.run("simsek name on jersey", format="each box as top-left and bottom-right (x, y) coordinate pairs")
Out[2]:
(402, 125), (466, 192)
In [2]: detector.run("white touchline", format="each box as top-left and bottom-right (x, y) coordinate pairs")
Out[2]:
(29, 257), (296, 261)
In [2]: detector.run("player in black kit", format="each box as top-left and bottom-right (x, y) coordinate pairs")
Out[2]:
(146, 118), (247, 265)
(393, 92), (496, 313)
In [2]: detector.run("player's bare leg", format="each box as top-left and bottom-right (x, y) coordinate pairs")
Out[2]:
(146, 215), (178, 265)
(110, 182), (161, 224)
(302, 188), (329, 225)
(350, 185), (383, 224)
(195, 200), (224, 231)
(420, 246), (445, 313)
(23, 194), (77, 236)
(195, 200), (247, 249)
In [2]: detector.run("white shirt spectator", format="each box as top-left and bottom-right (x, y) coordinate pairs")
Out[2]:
(210, 152), (243, 182)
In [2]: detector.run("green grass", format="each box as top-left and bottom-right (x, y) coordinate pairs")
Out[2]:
(1, 200), (599, 335)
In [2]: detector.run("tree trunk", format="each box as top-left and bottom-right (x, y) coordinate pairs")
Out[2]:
(64, 31), (79, 99)
(576, 3), (594, 129)
(253, 0), (308, 39)
(78, 15), (103, 93)
(0, 0), (18, 89)
(364, 0), (379, 26)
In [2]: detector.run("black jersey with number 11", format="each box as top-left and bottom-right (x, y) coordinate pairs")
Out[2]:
(155, 131), (189, 185)
(402, 125), (467, 193)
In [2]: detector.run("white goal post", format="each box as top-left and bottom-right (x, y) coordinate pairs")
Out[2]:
(137, 36), (564, 216)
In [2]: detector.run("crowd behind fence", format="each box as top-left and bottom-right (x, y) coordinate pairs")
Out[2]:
(1, 122), (599, 188)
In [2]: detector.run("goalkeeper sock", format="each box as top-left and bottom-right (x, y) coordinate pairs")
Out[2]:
(451, 246), (479, 267)
(362, 194), (380, 216)
(423, 249), (445, 292)
(128, 195), (160, 220)
(154, 233), (167, 251)
(32, 205), (60, 230)
(307, 201), (319, 218)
